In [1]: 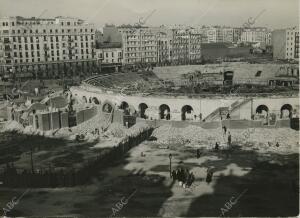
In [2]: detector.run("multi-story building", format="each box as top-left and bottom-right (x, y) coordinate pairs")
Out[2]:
(118, 26), (158, 64)
(272, 27), (299, 60)
(171, 28), (202, 64)
(241, 27), (269, 44)
(157, 31), (172, 65)
(222, 28), (234, 43)
(0, 16), (96, 79)
(206, 27), (223, 43)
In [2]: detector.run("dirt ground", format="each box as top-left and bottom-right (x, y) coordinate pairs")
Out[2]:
(0, 133), (298, 217)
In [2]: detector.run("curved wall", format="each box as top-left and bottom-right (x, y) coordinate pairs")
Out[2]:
(70, 86), (299, 121)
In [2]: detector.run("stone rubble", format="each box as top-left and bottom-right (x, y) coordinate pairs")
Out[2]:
(152, 124), (299, 154)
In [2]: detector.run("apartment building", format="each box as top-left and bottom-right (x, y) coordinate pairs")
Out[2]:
(118, 26), (158, 64)
(272, 27), (299, 60)
(171, 28), (202, 64)
(0, 16), (96, 79)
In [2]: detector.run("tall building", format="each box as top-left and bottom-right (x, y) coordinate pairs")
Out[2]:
(118, 26), (158, 64)
(171, 28), (202, 65)
(272, 27), (299, 60)
(0, 16), (96, 79)
(157, 30), (172, 65)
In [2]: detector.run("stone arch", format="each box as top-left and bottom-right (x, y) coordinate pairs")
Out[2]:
(82, 96), (88, 103)
(139, 103), (148, 119)
(92, 97), (100, 105)
(256, 104), (269, 114)
(181, 105), (194, 121)
(256, 104), (269, 125)
(102, 100), (114, 113)
(280, 104), (293, 118)
(159, 104), (170, 120)
(120, 101), (129, 110)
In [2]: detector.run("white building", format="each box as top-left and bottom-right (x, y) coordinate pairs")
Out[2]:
(241, 27), (270, 44)
(0, 16), (96, 79)
(272, 27), (299, 60)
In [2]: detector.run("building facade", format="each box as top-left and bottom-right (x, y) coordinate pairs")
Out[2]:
(241, 27), (270, 44)
(171, 28), (202, 64)
(0, 16), (97, 79)
(272, 27), (299, 60)
(157, 31), (171, 65)
(96, 47), (122, 64)
(118, 26), (158, 64)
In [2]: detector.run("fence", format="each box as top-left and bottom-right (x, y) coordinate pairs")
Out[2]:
(0, 128), (153, 188)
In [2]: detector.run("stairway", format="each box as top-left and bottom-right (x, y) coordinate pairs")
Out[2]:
(229, 98), (252, 114)
(203, 106), (229, 122)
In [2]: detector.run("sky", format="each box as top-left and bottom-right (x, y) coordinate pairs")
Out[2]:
(0, 0), (298, 29)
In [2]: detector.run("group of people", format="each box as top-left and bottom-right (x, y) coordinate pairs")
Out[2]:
(171, 168), (195, 188)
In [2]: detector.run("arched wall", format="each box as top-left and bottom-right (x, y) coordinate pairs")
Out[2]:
(70, 87), (299, 121)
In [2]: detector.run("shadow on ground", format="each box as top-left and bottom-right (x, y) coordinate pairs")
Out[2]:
(184, 147), (299, 217)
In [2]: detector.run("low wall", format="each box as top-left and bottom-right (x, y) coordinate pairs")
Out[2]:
(136, 118), (294, 129)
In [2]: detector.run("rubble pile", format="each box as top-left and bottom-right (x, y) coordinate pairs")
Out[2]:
(105, 123), (128, 138)
(152, 124), (299, 154)
(152, 124), (224, 147)
(231, 128), (299, 154)
(1, 121), (24, 132)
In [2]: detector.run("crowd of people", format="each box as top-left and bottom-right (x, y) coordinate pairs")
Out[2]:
(171, 168), (195, 188)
